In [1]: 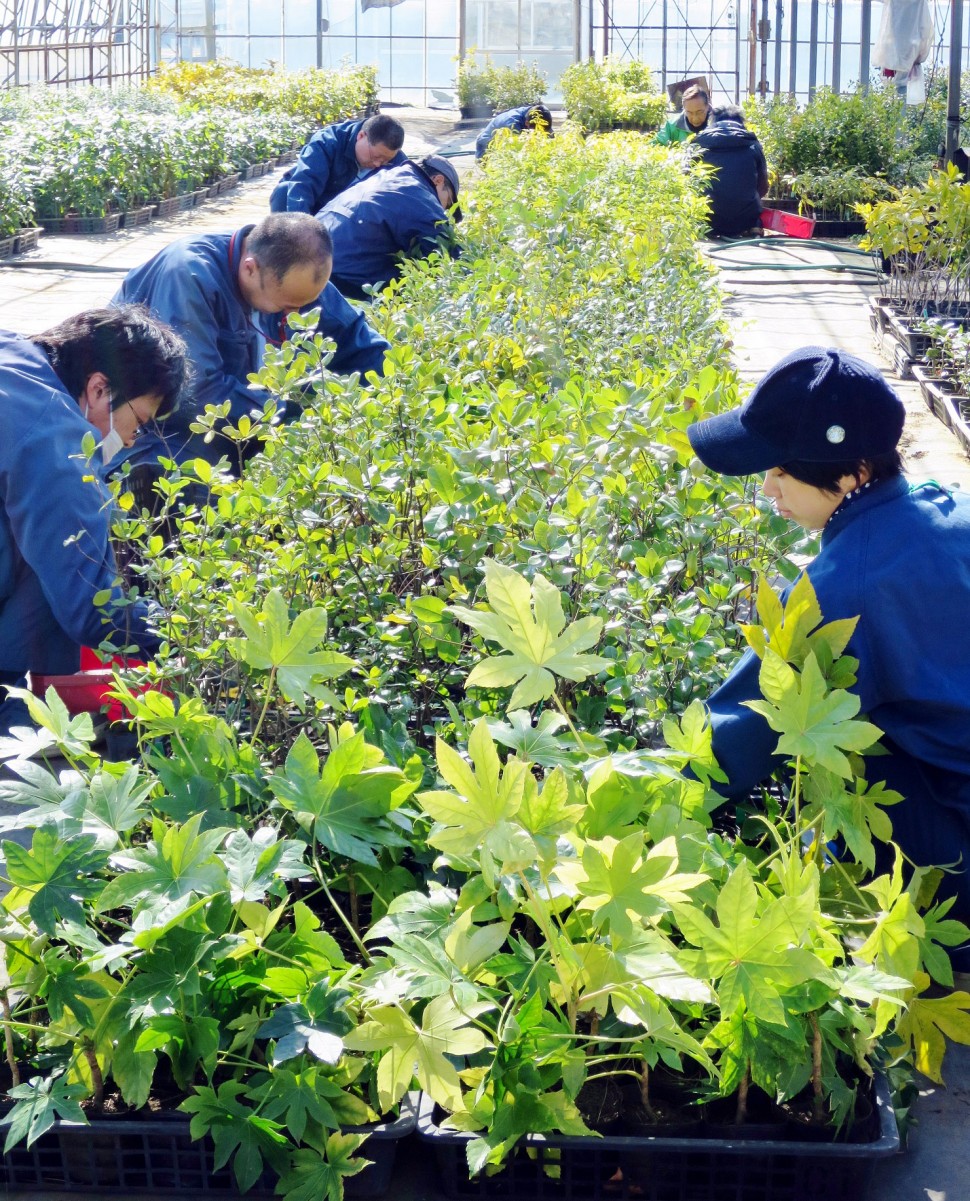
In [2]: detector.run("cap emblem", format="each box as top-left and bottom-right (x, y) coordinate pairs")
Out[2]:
(826, 424), (846, 444)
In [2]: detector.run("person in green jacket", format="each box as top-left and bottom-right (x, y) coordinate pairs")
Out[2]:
(655, 84), (712, 145)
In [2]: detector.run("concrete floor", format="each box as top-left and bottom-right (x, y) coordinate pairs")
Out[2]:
(0, 111), (967, 1201)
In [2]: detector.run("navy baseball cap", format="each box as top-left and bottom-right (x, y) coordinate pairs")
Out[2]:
(687, 347), (905, 476)
(421, 155), (460, 200)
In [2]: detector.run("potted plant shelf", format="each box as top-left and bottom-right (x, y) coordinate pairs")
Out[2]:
(39, 213), (122, 235)
(1, 1094), (419, 1198)
(416, 1075), (899, 1201)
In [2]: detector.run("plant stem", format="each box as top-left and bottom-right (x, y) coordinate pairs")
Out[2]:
(639, 1060), (655, 1120)
(1, 989), (20, 1087)
(316, 861), (372, 965)
(82, 1042), (104, 1111)
(735, 1067), (750, 1124)
(810, 1011), (825, 1123)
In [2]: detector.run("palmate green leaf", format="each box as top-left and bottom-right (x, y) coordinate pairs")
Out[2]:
(560, 832), (707, 938)
(98, 812), (229, 923)
(269, 732), (409, 866)
(256, 1064), (347, 1142)
(487, 709), (578, 767)
(181, 1080), (289, 1192)
(219, 827), (307, 903)
(1, 1074), (87, 1153)
(0, 685), (97, 760)
(894, 974), (970, 1084)
(38, 949), (108, 1026)
(745, 650), (882, 778)
(674, 862), (828, 1025)
(277, 1135), (368, 1201)
(3, 829), (105, 934)
(258, 983), (354, 1066)
(449, 560), (611, 710)
(802, 768), (898, 871)
(661, 699), (728, 784)
(742, 574), (858, 671)
(343, 995), (490, 1112)
(228, 588), (355, 709)
(419, 720), (536, 878)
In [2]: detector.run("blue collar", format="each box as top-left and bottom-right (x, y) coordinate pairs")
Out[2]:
(820, 475), (909, 544)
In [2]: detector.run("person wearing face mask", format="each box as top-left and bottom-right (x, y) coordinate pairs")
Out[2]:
(0, 305), (187, 738)
(686, 346), (970, 967)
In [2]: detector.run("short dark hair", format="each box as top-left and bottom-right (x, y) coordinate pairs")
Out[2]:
(525, 104), (553, 131)
(712, 103), (745, 126)
(32, 305), (187, 418)
(361, 113), (405, 153)
(782, 450), (904, 495)
(247, 214), (332, 283)
(682, 85), (710, 104)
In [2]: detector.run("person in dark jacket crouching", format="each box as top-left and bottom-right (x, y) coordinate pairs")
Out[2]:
(692, 105), (768, 237)
(270, 114), (406, 215)
(688, 346), (970, 966)
(0, 306), (187, 737)
(475, 104), (554, 159)
(317, 155), (461, 301)
(112, 214), (390, 476)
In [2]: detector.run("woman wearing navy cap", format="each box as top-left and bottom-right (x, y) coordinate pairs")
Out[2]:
(687, 346), (970, 963)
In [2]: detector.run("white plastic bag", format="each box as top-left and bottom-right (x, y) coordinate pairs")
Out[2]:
(873, 0), (933, 75)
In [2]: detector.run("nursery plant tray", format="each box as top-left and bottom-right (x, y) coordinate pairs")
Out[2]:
(948, 395), (970, 459)
(152, 196), (181, 220)
(40, 213), (122, 235)
(119, 205), (154, 229)
(911, 363), (961, 428)
(1, 1094), (418, 1196)
(12, 226), (42, 254)
(416, 1076), (899, 1201)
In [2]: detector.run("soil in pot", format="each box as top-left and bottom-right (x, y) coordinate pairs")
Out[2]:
(576, 1076), (624, 1132)
(619, 1080), (705, 1138)
(703, 1085), (788, 1141)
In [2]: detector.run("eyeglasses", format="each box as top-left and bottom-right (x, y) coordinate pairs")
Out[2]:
(127, 400), (151, 432)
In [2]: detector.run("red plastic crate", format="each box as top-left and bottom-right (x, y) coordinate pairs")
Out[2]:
(760, 207), (816, 238)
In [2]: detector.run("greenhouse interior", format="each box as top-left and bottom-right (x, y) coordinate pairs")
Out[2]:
(0, 1), (968, 1200)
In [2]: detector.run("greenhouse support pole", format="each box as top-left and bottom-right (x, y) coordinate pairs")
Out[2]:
(316, 0), (323, 67)
(574, 0), (582, 60)
(759, 0), (769, 95)
(946, 0), (963, 163)
(832, 0), (843, 91)
(662, 0), (668, 87)
(458, 0), (466, 62)
(774, 0), (783, 95)
(603, 0), (610, 58)
(788, 0), (798, 93)
(748, 0), (757, 93)
(808, 0), (819, 97)
(860, 0), (871, 90)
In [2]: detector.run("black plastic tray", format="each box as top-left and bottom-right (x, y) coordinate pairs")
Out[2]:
(416, 1076), (899, 1201)
(1, 1093), (417, 1196)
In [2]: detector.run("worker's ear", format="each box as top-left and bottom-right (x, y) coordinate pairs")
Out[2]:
(78, 371), (112, 421)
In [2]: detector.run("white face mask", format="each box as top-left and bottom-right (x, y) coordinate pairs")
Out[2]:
(84, 395), (125, 465)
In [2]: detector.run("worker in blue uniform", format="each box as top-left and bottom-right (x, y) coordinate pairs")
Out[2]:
(112, 214), (389, 474)
(0, 306), (187, 737)
(270, 114), (406, 215)
(691, 106), (769, 237)
(475, 104), (553, 159)
(317, 155), (461, 301)
(687, 346), (970, 963)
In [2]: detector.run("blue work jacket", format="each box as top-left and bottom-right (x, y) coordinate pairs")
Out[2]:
(317, 161), (458, 301)
(270, 119), (405, 215)
(692, 120), (768, 236)
(708, 477), (970, 821)
(112, 227), (389, 468)
(475, 107), (537, 159)
(0, 331), (162, 685)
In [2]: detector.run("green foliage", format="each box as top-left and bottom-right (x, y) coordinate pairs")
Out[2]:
(455, 51), (546, 112)
(561, 58), (666, 132)
(0, 65), (369, 218)
(148, 59), (379, 126)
